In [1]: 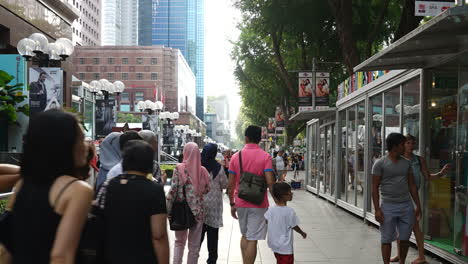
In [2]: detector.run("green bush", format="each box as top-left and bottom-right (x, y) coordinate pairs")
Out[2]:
(160, 164), (176, 178)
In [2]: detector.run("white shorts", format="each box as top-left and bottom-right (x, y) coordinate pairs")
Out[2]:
(237, 207), (268, 241)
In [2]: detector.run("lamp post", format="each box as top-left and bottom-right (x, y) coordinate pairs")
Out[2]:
(17, 33), (74, 67)
(137, 100), (164, 163)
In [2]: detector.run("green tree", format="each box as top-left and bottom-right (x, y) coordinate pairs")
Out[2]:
(117, 112), (142, 123)
(232, 0), (424, 144)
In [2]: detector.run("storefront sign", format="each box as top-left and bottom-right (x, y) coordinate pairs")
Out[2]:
(415, 1), (455, 16)
(29, 67), (63, 116)
(315, 72), (330, 106)
(298, 72), (313, 108)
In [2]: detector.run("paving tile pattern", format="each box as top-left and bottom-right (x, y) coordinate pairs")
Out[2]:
(166, 171), (447, 264)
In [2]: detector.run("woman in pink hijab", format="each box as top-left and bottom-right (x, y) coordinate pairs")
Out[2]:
(167, 142), (210, 264)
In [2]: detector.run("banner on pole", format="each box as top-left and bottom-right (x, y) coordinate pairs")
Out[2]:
(275, 106), (285, 129)
(267, 117), (276, 134)
(298, 72), (313, 107)
(315, 72), (330, 106)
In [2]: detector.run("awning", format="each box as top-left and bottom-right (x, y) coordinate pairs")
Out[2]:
(354, 5), (468, 72)
(289, 108), (336, 121)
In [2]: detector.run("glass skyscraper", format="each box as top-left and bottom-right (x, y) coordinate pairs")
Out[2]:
(144, 0), (205, 120)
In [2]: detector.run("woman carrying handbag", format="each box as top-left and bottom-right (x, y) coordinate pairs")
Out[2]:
(167, 142), (210, 264)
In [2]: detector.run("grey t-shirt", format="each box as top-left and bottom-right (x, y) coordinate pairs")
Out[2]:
(372, 155), (412, 203)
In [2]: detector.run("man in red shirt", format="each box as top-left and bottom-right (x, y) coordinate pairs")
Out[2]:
(228, 125), (276, 264)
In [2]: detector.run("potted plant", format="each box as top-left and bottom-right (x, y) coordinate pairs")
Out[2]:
(0, 70), (29, 151)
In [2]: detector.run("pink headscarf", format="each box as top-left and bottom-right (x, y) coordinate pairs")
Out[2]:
(176, 142), (210, 196)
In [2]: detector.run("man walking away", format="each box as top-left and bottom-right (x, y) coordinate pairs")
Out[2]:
(275, 150), (286, 182)
(372, 133), (422, 264)
(228, 125), (276, 264)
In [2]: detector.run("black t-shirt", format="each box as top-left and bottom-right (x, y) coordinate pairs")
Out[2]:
(103, 175), (167, 264)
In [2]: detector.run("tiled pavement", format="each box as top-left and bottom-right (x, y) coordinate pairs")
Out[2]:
(166, 171), (445, 264)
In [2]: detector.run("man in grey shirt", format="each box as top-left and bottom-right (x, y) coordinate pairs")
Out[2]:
(372, 133), (421, 264)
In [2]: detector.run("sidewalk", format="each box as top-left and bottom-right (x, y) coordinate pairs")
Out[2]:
(167, 170), (444, 263)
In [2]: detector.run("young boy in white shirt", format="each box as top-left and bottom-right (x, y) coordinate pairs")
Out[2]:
(265, 182), (307, 264)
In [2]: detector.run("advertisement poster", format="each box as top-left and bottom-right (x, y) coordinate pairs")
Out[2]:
(142, 114), (158, 132)
(267, 117), (276, 134)
(298, 72), (313, 107)
(29, 67), (63, 115)
(275, 106), (285, 129)
(415, 1), (454, 16)
(95, 96), (116, 137)
(315, 72), (330, 106)
(261, 126), (268, 140)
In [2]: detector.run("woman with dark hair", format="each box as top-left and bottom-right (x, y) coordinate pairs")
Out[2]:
(167, 142), (210, 264)
(6, 109), (94, 264)
(99, 140), (169, 264)
(200, 143), (227, 264)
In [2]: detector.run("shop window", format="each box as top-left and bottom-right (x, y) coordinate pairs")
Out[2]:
(108, 73), (114, 80)
(347, 106), (356, 205)
(122, 58), (128, 64)
(79, 58), (85, 64)
(384, 87), (401, 142)
(122, 73), (128, 80)
(151, 73), (157, 80)
(93, 73), (100, 79)
(356, 102), (365, 209)
(403, 77), (420, 141)
(79, 73), (85, 80)
(369, 94), (383, 213)
(108, 58), (115, 64)
(136, 73), (144, 80)
(93, 58), (100, 64)
(151, 58), (157, 65)
(339, 111), (347, 200)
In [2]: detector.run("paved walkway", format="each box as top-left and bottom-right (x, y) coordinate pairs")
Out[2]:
(166, 170), (445, 263)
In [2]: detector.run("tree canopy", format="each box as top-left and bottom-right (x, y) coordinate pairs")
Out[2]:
(232, 0), (423, 144)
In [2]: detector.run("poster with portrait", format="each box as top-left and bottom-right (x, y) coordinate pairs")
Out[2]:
(29, 67), (63, 116)
(95, 96), (116, 138)
(315, 72), (330, 106)
(275, 106), (285, 129)
(298, 72), (313, 107)
(261, 126), (268, 140)
(267, 117), (276, 134)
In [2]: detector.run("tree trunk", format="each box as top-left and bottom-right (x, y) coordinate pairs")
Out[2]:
(394, 0), (423, 41)
(366, 0), (391, 58)
(328, 0), (360, 75)
(270, 30), (297, 96)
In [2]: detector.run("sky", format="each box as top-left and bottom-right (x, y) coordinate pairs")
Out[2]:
(204, 0), (241, 136)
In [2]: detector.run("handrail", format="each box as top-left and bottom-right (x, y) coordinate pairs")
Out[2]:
(0, 192), (13, 200)
(161, 151), (178, 162)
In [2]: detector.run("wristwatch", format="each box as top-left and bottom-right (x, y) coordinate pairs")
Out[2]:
(230, 202), (235, 207)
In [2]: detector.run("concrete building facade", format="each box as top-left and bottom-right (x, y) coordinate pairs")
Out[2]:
(72, 46), (195, 114)
(67, 0), (101, 46)
(101, 0), (138, 46)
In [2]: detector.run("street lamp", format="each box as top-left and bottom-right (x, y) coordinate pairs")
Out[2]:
(17, 33), (74, 66)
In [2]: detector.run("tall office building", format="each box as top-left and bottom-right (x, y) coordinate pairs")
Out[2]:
(67, 0), (101, 46)
(101, 0), (138, 46)
(146, 0), (205, 120)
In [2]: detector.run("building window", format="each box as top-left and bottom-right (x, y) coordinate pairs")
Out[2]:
(79, 58), (85, 64)
(93, 73), (100, 79)
(135, 92), (144, 101)
(136, 73), (144, 80)
(122, 58), (128, 64)
(122, 73), (128, 80)
(108, 73), (114, 80)
(121, 92), (129, 101)
(93, 58), (100, 64)
(151, 73), (157, 80)
(79, 73), (85, 80)
(136, 58), (143, 64)
(151, 58), (157, 65)
(108, 58), (115, 64)
(120, 104), (130, 112)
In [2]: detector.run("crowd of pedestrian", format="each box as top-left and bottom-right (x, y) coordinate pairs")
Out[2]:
(0, 109), (438, 264)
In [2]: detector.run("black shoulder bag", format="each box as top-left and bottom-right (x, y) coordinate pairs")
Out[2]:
(237, 151), (267, 205)
(169, 169), (196, 231)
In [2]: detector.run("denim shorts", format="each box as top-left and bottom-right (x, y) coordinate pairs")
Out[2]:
(380, 200), (414, 244)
